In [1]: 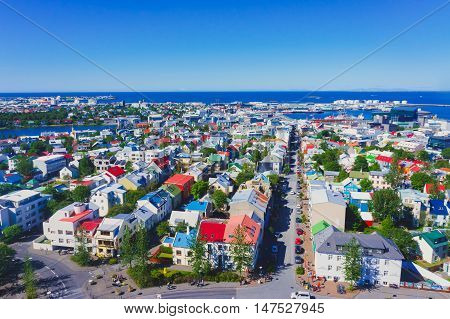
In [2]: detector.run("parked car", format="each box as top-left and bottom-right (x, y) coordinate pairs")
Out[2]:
(274, 232), (282, 239)
(296, 217), (301, 223)
(295, 245), (302, 254)
(290, 291), (312, 299)
(296, 228), (304, 235)
(271, 245), (278, 254)
(295, 256), (303, 264)
(337, 284), (346, 294)
(295, 238), (303, 245)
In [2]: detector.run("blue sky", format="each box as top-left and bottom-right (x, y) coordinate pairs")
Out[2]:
(0, 0), (449, 92)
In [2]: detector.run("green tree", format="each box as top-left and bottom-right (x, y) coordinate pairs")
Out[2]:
(175, 221), (189, 233)
(71, 232), (91, 266)
(417, 150), (429, 162)
(385, 159), (404, 189)
(1, 225), (22, 244)
(353, 156), (369, 172)
(336, 170), (349, 182)
(435, 160), (450, 169)
(283, 164), (290, 175)
(236, 164), (255, 186)
(229, 225), (253, 280)
(441, 148), (450, 160)
(211, 190), (228, 211)
(191, 181), (209, 200)
(324, 161), (341, 172)
(29, 140), (52, 155)
(359, 178), (373, 192)
(372, 189), (401, 221)
(125, 161), (133, 172)
(378, 217), (419, 260)
(107, 204), (132, 217)
(267, 174), (280, 188)
(251, 149), (262, 163)
(16, 157), (33, 176)
(119, 227), (135, 268)
(125, 189), (147, 207)
(201, 147), (217, 157)
(0, 243), (15, 281)
(135, 226), (149, 268)
(71, 186), (91, 202)
(345, 204), (364, 232)
(410, 172), (434, 191)
(79, 156), (95, 177)
(189, 237), (211, 279)
(156, 221), (170, 237)
(368, 162), (380, 171)
(343, 238), (362, 288)
(23, 258), (38, 299)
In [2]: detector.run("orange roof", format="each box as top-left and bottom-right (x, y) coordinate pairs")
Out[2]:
(224, 215), (261, 245)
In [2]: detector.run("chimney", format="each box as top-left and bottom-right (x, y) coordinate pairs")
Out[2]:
(74, 202), (86, 214)
(186, 225), (190, 234)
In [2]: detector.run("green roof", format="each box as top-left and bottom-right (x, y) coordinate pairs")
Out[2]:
(209, 154), (222, 162)
(311, 220), (330, 236)
(349, 171), (370, 179)
(419, 230), (448, 249)
(160, 184), (181, 197)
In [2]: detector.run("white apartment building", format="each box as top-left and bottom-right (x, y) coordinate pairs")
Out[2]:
(42, 202), (99, 250)
(0, 190), (49, 232)
(33, 154), (66, 177)
(89, 183), (126, 217)
(314, 228), (404, 287)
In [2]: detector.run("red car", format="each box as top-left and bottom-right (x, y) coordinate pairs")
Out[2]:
(296, 228), (304, 235)
(295, 238), (303, 245)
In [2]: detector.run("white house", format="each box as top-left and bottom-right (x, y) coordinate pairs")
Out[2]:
(413, 230), (448, 264)
(89, 183), (126, 217)
(33, 154), (66, 177)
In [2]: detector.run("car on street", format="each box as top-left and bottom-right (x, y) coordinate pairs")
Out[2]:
(295, 245), (302, 254)
(271, 245), (278, 254)
(295, 256), (303, 264)
(296, 228), (304, 235)
(274, 232), (282, 239)
(290, 291), (312, 299)
(295, 238), (303, 245)
(296, 217), (301, 223)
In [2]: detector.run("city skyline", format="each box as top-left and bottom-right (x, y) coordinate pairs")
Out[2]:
(1, 0), (450, 92)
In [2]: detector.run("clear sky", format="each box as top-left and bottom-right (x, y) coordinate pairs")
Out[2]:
(1, 0), (449, 92)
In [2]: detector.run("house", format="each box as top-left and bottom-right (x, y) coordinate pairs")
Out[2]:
(424, 183), (446, 195)
(169, 210), (201, 229)
(229, 189), (269, 227)
(164, 174), (195, 201)
(185, 200), (212, 218)
(0, 190), (49, 232)
(185, 162), (209, 181)
(132, 205), (158, 230)
(341, 179), (360, 200)
(95, 217), (131, 258)
(257, 154), (283, 174)
(159, 184), (183, 209)
(209, 173), (234, 195)
(59, 165), (79, 180)
(413, 230), (448, 264)
(309, 188), (346, 231)
(119, 171), (156, 191)
(349, 192), (372, 212)
(369, 171), (390, 190)
(172, 229), (197, 266)
(89, 183), (126, 217)
(78, 218), (103, 254)
(349, 171), (369, 183)
(33, 154), (66, 178)
(239, 173), (272, 197)
(137, 189), (173, 222)
(399, 189), (428, 227)
(41, 202), (99, 251)
(314, 228), (404, 287)
(428, 200), (449, 227)
(104, 166), (126, 183)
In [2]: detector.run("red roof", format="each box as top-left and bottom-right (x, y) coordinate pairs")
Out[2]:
(164, 174), (194, 187)
(223, 215), (261, 245)
(107, 166), (126, 177)
(198, 220), (226, 242)
(376, 155), (393, 163)
(71, 180), (93, 186)
(60, 209), (93, 223)
(80, 218), (103, 232)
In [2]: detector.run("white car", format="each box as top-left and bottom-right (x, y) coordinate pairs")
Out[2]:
(290, 291), (312, 299)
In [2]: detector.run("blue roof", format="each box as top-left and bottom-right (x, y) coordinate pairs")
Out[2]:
(185, 200), (208, 212)
(163, 237), (174, 244)
(430, 200), (449, 216)
(173, 229), (197, 249)
(139, 189), (168, 208)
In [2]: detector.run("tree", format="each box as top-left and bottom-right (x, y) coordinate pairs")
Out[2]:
(189, 237), (211, 279)
(71, 186), (91, 202)
(267, 174), (280, 188)
(107, 204), (132, 217)
(71, 232), (91, 266)
(16, 157), (33, 176)
(283, 164), (290, 175)
(441, 148), (450, 160)
(435, 160), (450, 169)
(343, 238), (362, 288)
(23, 258), (38, 299)
(29, 140), (52, 155)
(353, 156), (369, 172)
(319, 141), (329, 151)
(372, 189), (401, 221)
(125, 189), (147, 207)
(345, 204), (364, 232)
(79, 156), (95, 177)
(1, 225), (22, 244)
(385, 159), (404, 189)
(229, 225), (253, 280)
(336, 170), (349, 182)
(201, 147), (217, 157)
(236, 164), (255, 186)
(417, 150), (429, 162)
(211, 190), (228, 211)
(135, 226), (149, 268)
(410, 172), (434, 191)
(119, 227), (135, 267)
(175, 221), (189, 233)
(0, 243), (15, 281)
(191, 181), (209, 200)
(368, 162), (380, 171)
(323, 161), (341, 172)
(378, 217), (418, 260)
(156, 221), (170, 237)
(359, 178), (373, 192)
(251, 149), (262, 163)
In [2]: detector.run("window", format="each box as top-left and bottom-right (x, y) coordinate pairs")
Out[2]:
(58, 239), (64, 243)
(66, 231), (73, 235)
(328, 254), (333, 260)
(58, 230), (63, 234)
(328, 265), (332, 271)
(337, 256), (342, 261)
(176, 250), (182, 256)
(383, 271), (388, 276)
(384, 260), (389, 266)
(336, 266), (341, 271)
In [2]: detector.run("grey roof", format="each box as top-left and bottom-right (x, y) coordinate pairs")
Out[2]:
(310, 189), (346, 207)
(316, 232), (404, 260)
(313, 225), (340, 251)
